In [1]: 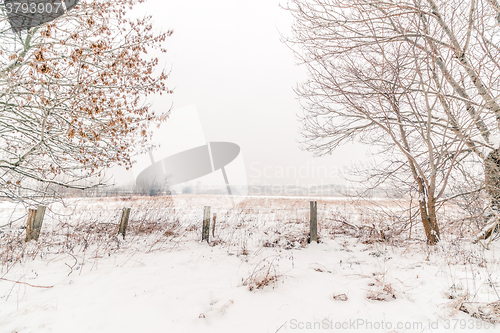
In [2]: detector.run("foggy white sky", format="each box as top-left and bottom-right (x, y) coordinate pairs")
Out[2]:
(125, 0), (369, 189)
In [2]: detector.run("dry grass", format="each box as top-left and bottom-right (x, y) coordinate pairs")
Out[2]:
(0, 194), (497, 291)
(460, 301), (500, 323)
(367, 284), (396, 301)
(243, 256), (282, 291)
(0, 196), (183, 272)
(1, 194), (499, 324)
(0, 194), (491, 260)
(0, 194), (477, 271)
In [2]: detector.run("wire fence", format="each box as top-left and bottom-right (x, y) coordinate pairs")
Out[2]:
(0, 194), (479, 268)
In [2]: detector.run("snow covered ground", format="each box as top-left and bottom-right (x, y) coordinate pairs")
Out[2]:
(1, 195), (499, 332)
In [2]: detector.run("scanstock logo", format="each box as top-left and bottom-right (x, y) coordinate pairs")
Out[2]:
(136, 142), (241, 197)
(132, 105), (248, 205)
(3, 0), (79, 32)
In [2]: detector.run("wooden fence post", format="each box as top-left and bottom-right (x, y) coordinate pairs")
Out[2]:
(212, 213), (217, 238)
(202, 206), (211, 242)
(119, 207), (131, 238)
(310, 201), (318, 243)
(26, 206), (46, 241)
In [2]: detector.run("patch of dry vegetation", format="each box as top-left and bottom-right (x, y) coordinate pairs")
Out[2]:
(1, 193), (499, 326)
(0, 194), (491, 269)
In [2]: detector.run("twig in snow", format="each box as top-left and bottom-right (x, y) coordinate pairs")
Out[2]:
(1, 278), (53, 289)
(65, 253), (78, 276)
(327, 218), (359, 230)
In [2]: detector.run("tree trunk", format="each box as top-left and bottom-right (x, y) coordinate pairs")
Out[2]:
(427, 197), (440, 244)
(485, 149), (500, 210)
(416, 178), (440, 245)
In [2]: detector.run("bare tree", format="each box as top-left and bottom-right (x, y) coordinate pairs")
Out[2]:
(0, 0), (172, 205)
(285, 0), (500, 243)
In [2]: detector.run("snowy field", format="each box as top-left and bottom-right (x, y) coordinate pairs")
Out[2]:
(0, 195), (499, 332)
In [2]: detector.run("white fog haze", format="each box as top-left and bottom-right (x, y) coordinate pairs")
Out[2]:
(112, 0), (372, 193)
